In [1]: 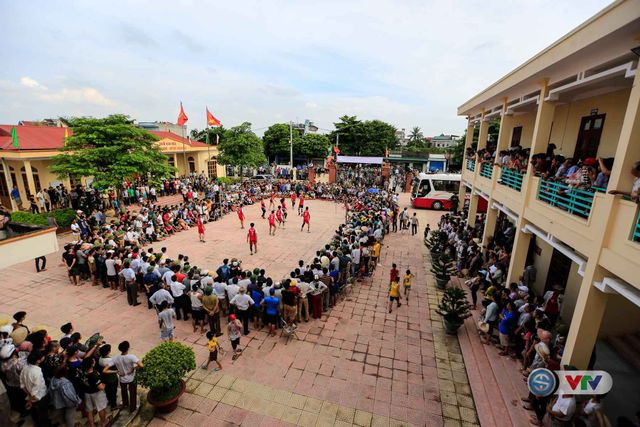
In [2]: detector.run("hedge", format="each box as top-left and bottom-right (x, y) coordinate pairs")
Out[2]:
(217, 176), (243, 185)
(11, 208), (77, 227)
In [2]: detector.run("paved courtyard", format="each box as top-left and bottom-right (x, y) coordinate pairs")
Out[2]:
(0, 196), (480, 427)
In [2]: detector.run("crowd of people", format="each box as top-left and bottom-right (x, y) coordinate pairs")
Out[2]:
(436, 211), (615, 426)
(1, 165), (429, 427)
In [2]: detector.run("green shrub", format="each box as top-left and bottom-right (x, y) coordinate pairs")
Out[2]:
(10, 208), (76, 227)
(137, 342), (195, 401)
(436, 287), (472, 324)
(10, 211), (48, 226)
(217, 176), (243, 185)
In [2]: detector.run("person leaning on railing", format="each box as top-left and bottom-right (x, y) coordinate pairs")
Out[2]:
(609, 160), (640, 202)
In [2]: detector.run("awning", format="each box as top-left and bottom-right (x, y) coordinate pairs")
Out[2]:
(336, 155), (383, 165)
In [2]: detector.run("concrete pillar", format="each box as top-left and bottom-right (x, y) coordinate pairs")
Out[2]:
(481, 202), (498, 248)
(464, 118), (475, 149)
(457, 183), (466, 213)
(527, 80), (556, 168)
(328, 162), (337, 184)
(405, 171), (414, 193)
(173, 154), (179, 177)
(494, 100), (513, 154)
(467, 194), (479, 227)
(608, 69), (640, 193)
(506, 220), (532, 284)
(23, 160), (37, 198)
(477, 118), (490, 151)
(562, 263), (608, 369)
(1, 159), (17, 211)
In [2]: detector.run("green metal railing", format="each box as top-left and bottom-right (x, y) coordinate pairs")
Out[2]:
(466, 159), (475, 172)
(479, 162), (493, 179)
(633, 210), (640, 243)
(537, 179), (598, 219)
(498, 168), (524, 192)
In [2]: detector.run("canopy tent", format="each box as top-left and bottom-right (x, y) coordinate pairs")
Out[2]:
(336, 155), (383, 165)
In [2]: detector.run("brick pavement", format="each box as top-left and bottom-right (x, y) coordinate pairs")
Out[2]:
(0, 195), (482, 427)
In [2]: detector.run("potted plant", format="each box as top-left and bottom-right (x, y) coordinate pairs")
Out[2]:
(430, 252), (456, 289)
(436, 287), (472, 335)
(136, 341), (196, 414)
(425, 230), (446, 259)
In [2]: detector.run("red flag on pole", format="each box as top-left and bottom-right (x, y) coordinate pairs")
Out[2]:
(206, 108), (221, 126)
(333, 145), (341, 155)
(177, 102), (188, 126)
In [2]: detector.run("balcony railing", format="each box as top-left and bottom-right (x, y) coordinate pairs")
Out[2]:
(466, 159), (475, 172)
(634, 210), (640, 243)
(537, 179), (598, 219)
(498, 168), (524, 192)
(479, 162), (493, 179)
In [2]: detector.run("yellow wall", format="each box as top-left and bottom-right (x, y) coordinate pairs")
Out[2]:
(599, 293), (640, 337)
(549, 88), (630, 159)
(560, 262), (583, 325)
(509, 111), (537, 148)
(531, 238), (554, 295)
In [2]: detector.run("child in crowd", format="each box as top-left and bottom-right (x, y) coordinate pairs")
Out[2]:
(202, 331), (223, 371)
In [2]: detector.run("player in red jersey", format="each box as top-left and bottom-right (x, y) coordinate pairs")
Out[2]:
(301, 207), (310, 233)
(276, 206), (285, 228)
(247, 223), (258, 255)
(268, 210), (277, 235)
(197, 214), (206, 243)
(298, 194), (305, 215)
(260, 198), (266, 218)
(237, 205), (245, 229)
(291, 192), (297, 209)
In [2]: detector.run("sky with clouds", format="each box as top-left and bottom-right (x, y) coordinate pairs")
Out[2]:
(0, 0), (612, 137)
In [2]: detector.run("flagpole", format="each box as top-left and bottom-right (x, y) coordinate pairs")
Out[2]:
(206, 121), (211, 178)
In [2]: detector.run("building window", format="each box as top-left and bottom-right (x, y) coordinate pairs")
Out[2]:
(208, 158), (218, 178)
(510, 126), (523, 147)
(20, 166), (41, 194)
(188, 156), (196, 173)
(168, 155), (175, 167)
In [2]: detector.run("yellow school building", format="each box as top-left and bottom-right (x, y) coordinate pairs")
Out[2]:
(0, 126), (225, 210)
(458, 0), (640, 377)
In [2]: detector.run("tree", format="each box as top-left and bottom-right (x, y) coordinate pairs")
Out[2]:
(217, 122), (267, 169)
(263, 123), (299, 162)
(50, 115), (175, 189)
(328, 116), (398, 156)
(357, 119), (398, 156)
(407, 126), (424, 148)
(328, 115), (361, 155)
(191, 126), (226, 145)
(295, 133), (331, 159)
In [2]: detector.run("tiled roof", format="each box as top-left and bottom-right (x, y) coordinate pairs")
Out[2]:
(0, 126), (207, 151)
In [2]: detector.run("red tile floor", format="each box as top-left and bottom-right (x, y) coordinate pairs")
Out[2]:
(0, 195), (497, 426)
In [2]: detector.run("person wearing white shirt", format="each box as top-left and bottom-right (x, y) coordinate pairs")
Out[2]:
(297, 280), (311, 322)
(162, 269), (174, 287)
(213, 280), (228, 314)
(226, 282), (240, 305)
(169, 278), (188, 321)
(230, 288), (254, 335)
(149, 286), (174, 312)
(20, 351), (48, 425)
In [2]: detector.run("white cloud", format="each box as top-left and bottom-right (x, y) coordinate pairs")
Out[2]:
(37, 87), (115, 107)
(20, 76), (46, 90)
(0, 0), (613, 135)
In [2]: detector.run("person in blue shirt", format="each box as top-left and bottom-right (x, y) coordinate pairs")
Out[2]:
(261, 288), (280, 336)
(498, 302), (516, 356)
(142, 266), (160, 309)
(250, 287), (263, 330)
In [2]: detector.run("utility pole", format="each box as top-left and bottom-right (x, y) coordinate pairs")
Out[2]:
(289, 121), (294, 179)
